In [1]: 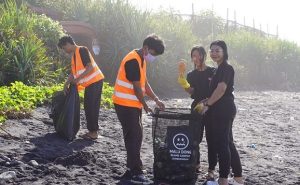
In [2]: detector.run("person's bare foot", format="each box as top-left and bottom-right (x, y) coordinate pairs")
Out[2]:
(233, 177), (244, 184)
(205, 169), (215, 180)
(228, 177), (244, 185)
(81, 131), (98, 140)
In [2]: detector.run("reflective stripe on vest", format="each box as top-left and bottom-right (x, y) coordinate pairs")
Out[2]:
(112, 50), (146, 109)
(71, 46), (104, 91)
(114, 91), (138, 101)
(116, 79), (146, 91)
(74, 62), (98, 77)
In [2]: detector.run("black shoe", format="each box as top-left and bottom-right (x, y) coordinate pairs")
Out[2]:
(119, 170), (133, 180)
(130, 174), (152, 185)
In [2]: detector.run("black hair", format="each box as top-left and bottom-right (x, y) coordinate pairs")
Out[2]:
(58, 35), (75, 48)
(143, 34), (165, 55)
(210, 40), (228, 61)
(190, 45), (207, 62)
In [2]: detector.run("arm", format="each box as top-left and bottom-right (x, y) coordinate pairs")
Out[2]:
(63, 74), (74, 94)
(184, 86), (194, 95)
(124, 59), (154, 113)
(195, 82), (226, 114)
(206, 82), (227, 106)
(145, 80), (165, 110)
(145, 80), (157, 100)
(198, 66), (233, 114)
(132, 81), (152, 113)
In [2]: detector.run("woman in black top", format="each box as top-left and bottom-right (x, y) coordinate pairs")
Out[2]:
(201, 40), (243, 185)
(177, 46), (216, 179)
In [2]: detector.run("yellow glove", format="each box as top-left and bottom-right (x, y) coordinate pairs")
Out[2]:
(193, 102), (204, 113)
(177, 76), (190, 89)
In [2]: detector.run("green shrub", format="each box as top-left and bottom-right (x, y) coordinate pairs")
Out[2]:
(0, 0), (67, 86)
(191, 10), (225, 45)
(219, 30), (300, 90)
(0, 81), (62, 121)
(102, 82), (113, 108)
(0, 81), (114, 124)
(11, 0), (300, 91)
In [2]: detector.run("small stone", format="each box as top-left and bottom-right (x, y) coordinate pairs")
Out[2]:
(29, 160), (39, 167)
(15, 160), (25, 166)
(0, 171), (16, 180)
(0, 155), (11, 162)
(7, 160), (20, 167)
(55, 164), (67, 171)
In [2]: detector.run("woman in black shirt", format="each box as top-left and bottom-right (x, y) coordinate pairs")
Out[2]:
(202, 40), (243, 185)
(177, 46), (216, 179)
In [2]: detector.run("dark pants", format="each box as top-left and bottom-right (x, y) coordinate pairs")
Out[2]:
(204, 110), (218, 171)
(84, 80), (103, 132)
(191, 101), (216, 170)
(211, 105), (242, 178)
(114, 104), (143, 175)
(190, 111), (204, 166)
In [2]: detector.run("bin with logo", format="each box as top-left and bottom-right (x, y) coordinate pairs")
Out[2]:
(152, 108), (202, 184)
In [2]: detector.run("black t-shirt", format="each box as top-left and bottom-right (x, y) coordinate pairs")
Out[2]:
(187, 67), (215, 108)
(73, 47), (91, 67)
(124, 49), (144, 82)
(209, 61), (235, 115)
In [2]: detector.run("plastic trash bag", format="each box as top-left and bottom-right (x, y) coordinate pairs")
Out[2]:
(151, 108), (202, 184)
(50, 85), (80, 141)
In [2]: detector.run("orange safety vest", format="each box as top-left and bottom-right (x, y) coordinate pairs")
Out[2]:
(71, 46), (104, 91)
(112, 50), (146, 109)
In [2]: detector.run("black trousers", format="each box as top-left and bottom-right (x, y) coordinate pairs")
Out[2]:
(84, 80), (103, 132)
(114, 104), (143, 175)
(203, 111), (218, 171)
(211, 105), (242, 178)
(191, 100), (216, 170)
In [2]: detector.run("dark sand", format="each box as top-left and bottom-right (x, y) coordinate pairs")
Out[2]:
(0, 91), (299, 185)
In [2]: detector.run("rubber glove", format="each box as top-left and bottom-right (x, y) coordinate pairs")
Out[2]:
(194, 102), (209, 115)
(193, 102), (204, 113)
(177, 75), (190, 89)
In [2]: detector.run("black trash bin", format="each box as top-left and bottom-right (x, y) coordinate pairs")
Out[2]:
(152, 108), (202, 184)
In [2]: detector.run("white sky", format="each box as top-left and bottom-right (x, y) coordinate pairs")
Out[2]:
(129, 0), (300, 46)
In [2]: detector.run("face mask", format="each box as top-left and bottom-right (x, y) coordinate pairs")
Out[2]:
(144, 53), (156, 63)
(92, 45), (100, 55)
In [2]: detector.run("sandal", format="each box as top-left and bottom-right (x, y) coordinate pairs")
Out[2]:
(196, 163), (201, 174)
(205, 169), (215, 180)
(228, 177), (244, 185)
(80, 133), (98, 140)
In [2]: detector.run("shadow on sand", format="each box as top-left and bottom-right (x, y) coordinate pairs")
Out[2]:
(22, 132), (96, 164)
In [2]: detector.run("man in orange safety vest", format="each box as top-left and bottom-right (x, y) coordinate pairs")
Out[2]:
(113, 34), (165, 184)
(58, 35), (104, 140)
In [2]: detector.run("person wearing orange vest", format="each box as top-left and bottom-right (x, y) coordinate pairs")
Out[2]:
(58, 35), (105, 140)
(113, 34), (165, 184)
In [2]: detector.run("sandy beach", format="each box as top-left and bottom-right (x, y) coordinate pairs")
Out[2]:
(0, 91), (299, 185)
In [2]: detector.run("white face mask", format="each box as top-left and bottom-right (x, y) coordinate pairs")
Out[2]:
(92, 45), (100, 55)
(144, 52), (156, 63)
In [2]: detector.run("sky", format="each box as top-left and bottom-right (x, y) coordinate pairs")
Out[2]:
(129, 0), (300, 46)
